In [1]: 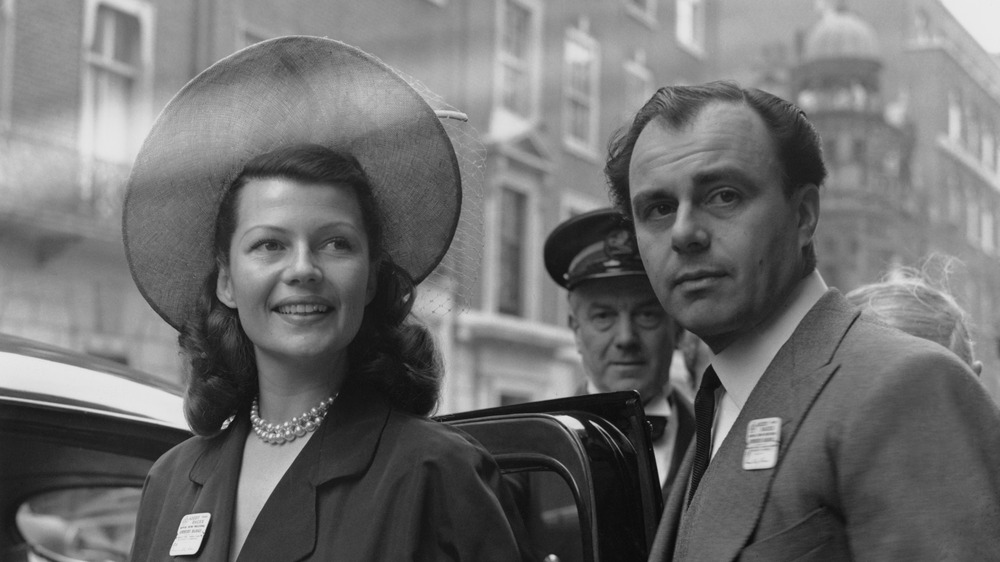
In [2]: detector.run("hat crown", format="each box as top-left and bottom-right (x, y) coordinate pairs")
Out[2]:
(543, 208), (647, 290)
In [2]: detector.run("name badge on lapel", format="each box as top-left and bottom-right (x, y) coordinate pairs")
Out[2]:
(169, 512), (211, 557)
(743, 417), (781, 470)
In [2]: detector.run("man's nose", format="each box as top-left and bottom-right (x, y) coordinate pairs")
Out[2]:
(670, 204), (710, 254)
(613, 314), (639, 347)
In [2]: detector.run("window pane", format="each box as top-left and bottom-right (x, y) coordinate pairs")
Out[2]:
(503, 1), (530, 61)
(499, 188), (526, 315)
(88, 4), (142, 164)
(17, 487), (142, 562)
(505, 470), (584, 562)
(568, 99), (589, 140)
(93, 69), (133, 161)
(93, 5), (139, 65)
(502, 64), (530, 115)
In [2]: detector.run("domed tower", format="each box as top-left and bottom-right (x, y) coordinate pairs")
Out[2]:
(794, 2), (882, 113)
(791, 2), (924, 291)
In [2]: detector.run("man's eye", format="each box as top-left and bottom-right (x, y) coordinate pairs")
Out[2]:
(635, 310), (664, 329)
(590, 312), (615, 329)
(707, 188), (741, 206)
(649, 203), (677, 218)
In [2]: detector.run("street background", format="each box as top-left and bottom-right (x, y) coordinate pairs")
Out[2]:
(1, 0), (998, 410)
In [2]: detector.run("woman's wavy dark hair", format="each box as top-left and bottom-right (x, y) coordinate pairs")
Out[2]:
(179, 143), (442, 436)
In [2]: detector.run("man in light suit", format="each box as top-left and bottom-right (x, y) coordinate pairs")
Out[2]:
(604, 81), (1000, 560)
(544, 208), (695, 499)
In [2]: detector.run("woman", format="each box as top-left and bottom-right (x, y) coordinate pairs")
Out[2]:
(125, 37), (522, 561)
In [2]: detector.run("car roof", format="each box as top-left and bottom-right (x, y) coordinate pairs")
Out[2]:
(0, 333), (188, 430)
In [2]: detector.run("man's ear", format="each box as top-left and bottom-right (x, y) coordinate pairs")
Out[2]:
(796, 183), (820, 249)
(216, 264), (236, 309)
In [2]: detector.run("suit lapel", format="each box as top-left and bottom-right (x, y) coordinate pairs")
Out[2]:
(650, 440), (695, 560)
(663, 390), (695, 497)
(185, 416), (248, 561)
(234, 385), (391, 562)
(675, 291), (859, 561)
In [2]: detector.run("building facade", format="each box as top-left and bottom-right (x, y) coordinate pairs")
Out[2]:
(0, 0), (715, 410)
(711, 0), (1000, 401)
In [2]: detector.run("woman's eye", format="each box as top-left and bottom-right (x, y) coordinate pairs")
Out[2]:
(251, 239), (283, 252)
(324, 237), (353, 251)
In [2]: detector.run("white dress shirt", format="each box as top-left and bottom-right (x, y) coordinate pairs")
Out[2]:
(588, 382), (678, 486)
(708, 270), (828, 458)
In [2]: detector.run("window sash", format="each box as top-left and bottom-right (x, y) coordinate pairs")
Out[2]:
(498, 188), (526, 315)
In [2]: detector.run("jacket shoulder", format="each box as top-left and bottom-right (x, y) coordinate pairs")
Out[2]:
(146, 431), (222, 481)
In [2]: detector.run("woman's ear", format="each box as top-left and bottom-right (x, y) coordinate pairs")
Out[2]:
(365, 262), (379, 306)
(216, 264), (237, 308)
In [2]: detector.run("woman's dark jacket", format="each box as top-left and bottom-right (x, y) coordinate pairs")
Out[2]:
(130, 385), (523, 561)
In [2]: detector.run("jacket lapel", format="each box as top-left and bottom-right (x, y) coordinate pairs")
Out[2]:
(676, 291), (859, 561)
(185, 416), (248, 561)
(663, 389), (695, 496)
(650, 440), (695, 560)
(234, 385), (391, 562)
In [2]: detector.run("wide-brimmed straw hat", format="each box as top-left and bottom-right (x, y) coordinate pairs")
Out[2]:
(123, 36), (466, 331)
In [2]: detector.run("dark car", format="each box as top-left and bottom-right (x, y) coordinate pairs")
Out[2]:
(0, 334), (661, 562)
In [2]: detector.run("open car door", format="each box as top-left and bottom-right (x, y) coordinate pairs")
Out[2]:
(437, 390), (662, 562)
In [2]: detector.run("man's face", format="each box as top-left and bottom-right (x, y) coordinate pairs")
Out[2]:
(627, 102), (818, 352)
(569, 275), (677, 402)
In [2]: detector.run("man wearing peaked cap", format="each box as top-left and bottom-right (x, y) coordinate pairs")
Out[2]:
(544, 208), (695, 500)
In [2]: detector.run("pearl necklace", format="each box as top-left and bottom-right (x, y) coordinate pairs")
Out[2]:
(250, 394), (337, 445)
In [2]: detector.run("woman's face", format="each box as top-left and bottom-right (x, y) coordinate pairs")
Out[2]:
(216, 177), (376, 375)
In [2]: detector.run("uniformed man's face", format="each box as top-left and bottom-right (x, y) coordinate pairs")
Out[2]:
(569, 276), (677, 402)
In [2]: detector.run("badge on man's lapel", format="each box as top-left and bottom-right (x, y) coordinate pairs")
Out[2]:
(743, 417), (781, 470)
(169, 512), (211, 556)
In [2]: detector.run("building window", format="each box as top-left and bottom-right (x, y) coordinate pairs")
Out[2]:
(967, 189), (980, 245)
(947, 91), (962, 143)
(563, 25), (600, 154)
(80, 0), (152, 217)
(84, 3), (143, 164)
(983, 125), (996, 171)
(624, 49), (653, 116)
(966, 105), (981, 156)
(983, 207), (995, 254)
(676, 0), (705, 54)
(496, 0), (540, 121)
(913, 8), (932, 44)
(995, 207), (1000, 254)
(498, 187), (528, 316)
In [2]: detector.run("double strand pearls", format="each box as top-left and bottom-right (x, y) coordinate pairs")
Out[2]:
(250, 394), (337, 445)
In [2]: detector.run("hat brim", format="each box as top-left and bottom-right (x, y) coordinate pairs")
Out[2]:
(123, 36), (461, 331)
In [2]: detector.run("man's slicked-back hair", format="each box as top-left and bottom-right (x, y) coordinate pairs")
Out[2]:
(605, 80), (828, 219)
